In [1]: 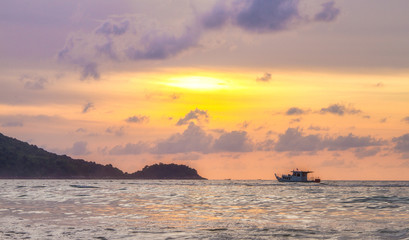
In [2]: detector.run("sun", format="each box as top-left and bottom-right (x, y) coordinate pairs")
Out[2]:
(163, 76), (228, 91)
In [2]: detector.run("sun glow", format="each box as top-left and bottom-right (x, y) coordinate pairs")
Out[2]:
(163, 76), (228, 91)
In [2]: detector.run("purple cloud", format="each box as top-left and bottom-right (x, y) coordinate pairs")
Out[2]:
(109, 142), (147, 155)
(286, 107), (305, 115)
(320, 104), (361, 116)
(213, 130), (253, 152)
(176, 108), (209, 126)
(65, 141), (91, 156)
(126, 115), (149, 124)
(82, 102), (95, 113)
(256, 72), (272, 82)
(314, 1), (340, 22)
(152, 122), (213, 154)
(235, 0), (301, 33)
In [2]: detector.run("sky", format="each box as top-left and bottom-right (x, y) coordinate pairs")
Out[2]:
(1, 0), (409, 180)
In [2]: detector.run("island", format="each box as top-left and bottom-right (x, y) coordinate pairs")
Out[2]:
(0, 132), (206, 180)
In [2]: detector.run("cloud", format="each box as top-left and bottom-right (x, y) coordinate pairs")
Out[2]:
(320, 104), (361, 116)
(125, 26), (200, 61)
(152, 122), (213, 154)
(176, 108), (209, 126)
(126, 115), (149, 124)
(200, 1), (229, 29)
(326, 133), (385, 151)
(80, 62), (100, 80)
(255, 139), (275, 151)
(392, 133), (409, 153)
(20, 75), (48, 90)
(286, 107), (305, 115)
(105, 126), (126, 137)
(274, 127), (385, 153)
(57, 1), (340, 79)
(213, 130), (253, 152)
(234, 0), (301, 33)
(239, 121), (250, 129)
(95, 20), (130, 36)
(82, 102), (95, 113)
(1, 121), (23, 127)
(275, 127), (324, 152)
(201, 0), (339, 33)
(308, 125), (329, 131)
(256, 72), (272, 82)
(314, 1), (340, 22)
(65, 141), (91, 156)
(109, 142), (147, 155)
(354, 147), (381, 159)
(402, 116), (409, 124)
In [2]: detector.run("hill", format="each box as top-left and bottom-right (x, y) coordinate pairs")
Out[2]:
(0, 133), (205, 179)
(130, 163), (206, 179)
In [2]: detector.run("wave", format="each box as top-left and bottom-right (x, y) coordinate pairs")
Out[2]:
(69, 184), (99, 189)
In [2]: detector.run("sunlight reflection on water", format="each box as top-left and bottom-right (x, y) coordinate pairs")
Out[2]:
(0, 180), (408, 239)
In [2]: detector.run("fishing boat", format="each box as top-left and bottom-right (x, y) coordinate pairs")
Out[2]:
(275, 169), (320, 183)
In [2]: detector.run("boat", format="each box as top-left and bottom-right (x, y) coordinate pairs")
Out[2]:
(275, 169), (320, 183)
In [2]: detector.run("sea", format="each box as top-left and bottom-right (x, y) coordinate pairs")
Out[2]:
(0, 180), (408, 240)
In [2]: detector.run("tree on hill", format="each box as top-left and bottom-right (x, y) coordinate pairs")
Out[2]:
(0, 133), (206, 179)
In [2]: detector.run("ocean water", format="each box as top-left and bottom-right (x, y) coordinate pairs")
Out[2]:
(0, 180), (408, 239)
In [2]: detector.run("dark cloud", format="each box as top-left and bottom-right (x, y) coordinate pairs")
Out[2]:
(239, 121), (250, 129)
(402, 116), (409, 124)
(290, 118), (301, 124)
(200, 2), (229, 29)
(380, 118), (388, 123)
(65, 141), (91, 156)
(325, 133), (385, 151)
(308, 125), (329, 131)
(1, 121), (23, 127)
(80, 62), (100, 80)
(76, 128), (87, 133)
(213, 131), (253, 152)
(320, 104), (361, 116)
(58, 37), (101, 81)
(256, 72), (272, 82)
(176, 108), (209, 126)
(95, 20), (130, 36)
(354, 147), (381, 159)
(82, 102), (95, 113)
(20, 75), (48, 90)
(57, 1), (340, 79)
(274, 127), (385, 154)
(126, 115), (149, 124)
(105, 126), (126, 137)
(235, 0), (300, 33)
(286, 107), (305, 115)
(255, 139), (275, 151)
(152, 122), (213, 154)
(109, 142), (147, 155)
(95, 41), (117, 60)
(314, 1), (340, 22)
(275, 128), (323, 152)
(125, 26), (200, 61)
(392, 133), (409, 153)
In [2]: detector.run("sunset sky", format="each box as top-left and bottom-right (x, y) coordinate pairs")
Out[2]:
(1, 0), (409, 180)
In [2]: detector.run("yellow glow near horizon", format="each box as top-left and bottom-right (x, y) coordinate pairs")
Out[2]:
(163, 76), (229, 91)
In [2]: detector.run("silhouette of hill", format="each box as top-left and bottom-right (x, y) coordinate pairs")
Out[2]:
(130, 163), (206, 179)
(0, 133), (205, 179)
